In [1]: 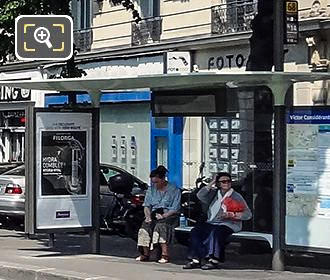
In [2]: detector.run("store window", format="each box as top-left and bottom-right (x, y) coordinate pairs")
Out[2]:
(0, 110), (25, 162)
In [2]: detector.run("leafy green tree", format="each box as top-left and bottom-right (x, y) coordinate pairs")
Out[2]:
(0, 0), (71, 64)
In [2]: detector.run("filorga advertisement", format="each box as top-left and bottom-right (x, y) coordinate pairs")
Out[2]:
(41, 131), (86, 196)
(35, 111), (93, 230)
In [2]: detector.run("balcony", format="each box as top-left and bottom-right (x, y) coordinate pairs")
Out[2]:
(131, 17), (162, 46)
(211, 1), (258, 35)
(73, 29), (93, 53)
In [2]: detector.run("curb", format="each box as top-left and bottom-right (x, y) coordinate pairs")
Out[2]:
(0, 262), (115, 280)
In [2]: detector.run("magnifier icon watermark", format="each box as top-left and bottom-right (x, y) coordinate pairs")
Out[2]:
(34, 26), (53, 48)
(16, 15), (73, 60)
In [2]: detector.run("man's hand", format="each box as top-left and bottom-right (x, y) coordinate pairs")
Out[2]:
(155, 213), (163, 220)
(145, 216), (152, 223)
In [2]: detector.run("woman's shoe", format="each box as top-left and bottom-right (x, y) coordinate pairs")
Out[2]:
(135, 255), (150, 262)
(158, 255), (169, 264)
(201, 260), (220, 270)
(183, 261), (201, 269)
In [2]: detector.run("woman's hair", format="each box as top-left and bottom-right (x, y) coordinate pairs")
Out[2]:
(150, 165), (168, 179)
(216, 172), (232, 181)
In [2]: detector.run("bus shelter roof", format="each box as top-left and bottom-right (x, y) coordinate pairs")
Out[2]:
(1, 71), (330, 105)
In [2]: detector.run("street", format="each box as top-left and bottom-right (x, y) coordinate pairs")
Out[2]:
(0, 226), (329, 280)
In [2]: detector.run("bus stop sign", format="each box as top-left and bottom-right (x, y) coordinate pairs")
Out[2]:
(284, 0), (299, 44)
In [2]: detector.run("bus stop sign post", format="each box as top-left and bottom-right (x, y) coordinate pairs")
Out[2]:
(273, 0), (285, 271)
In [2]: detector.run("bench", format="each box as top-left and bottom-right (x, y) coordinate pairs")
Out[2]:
(175, 226), (273, 248)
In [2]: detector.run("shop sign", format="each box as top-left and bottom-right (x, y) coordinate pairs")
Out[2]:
(0, 86), (31, 102)
(164, 51), (191, 73)
(207, 54), (246, 70)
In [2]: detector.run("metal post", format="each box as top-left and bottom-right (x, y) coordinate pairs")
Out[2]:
(90, 108), (100, 254)
(272, 0), (285, 271)
(25, 102), (36, 236)
(274, 0), (284, 71)
(272, 105), (285, 271)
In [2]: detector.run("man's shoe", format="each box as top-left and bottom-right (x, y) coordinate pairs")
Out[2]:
(183, 261), (201, 269)
(201, 261), (220, 270)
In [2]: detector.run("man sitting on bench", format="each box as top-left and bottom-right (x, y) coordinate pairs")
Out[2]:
(183, 172), (252, 270)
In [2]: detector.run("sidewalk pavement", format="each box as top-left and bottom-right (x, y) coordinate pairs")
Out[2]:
(0, 228), (330, 280)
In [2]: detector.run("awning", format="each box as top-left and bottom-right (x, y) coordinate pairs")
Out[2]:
(0, 71), (330, 106)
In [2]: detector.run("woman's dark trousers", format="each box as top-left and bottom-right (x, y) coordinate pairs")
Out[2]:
(188, 223), (233, 262)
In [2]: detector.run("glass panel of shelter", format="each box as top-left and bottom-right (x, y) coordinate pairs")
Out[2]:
(202, 86), (273, 233)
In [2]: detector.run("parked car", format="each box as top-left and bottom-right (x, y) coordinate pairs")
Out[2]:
(0, 162), (23, 175)
(0, 164), (25, 225)
(0, 163), (148, 229)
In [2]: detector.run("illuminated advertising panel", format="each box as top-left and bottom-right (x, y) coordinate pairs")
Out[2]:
(35, 110), (93, 230)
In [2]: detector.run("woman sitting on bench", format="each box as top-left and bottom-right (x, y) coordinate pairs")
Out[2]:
(136, 165), (181, 264)
(183, 172), (252, 270)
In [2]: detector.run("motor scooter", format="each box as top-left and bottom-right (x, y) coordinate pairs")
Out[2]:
(99, 174), (145, 240)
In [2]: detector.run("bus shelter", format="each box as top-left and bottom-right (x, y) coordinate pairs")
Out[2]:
(1, 71), (330, 271)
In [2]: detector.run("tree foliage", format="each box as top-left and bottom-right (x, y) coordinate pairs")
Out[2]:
(0, 0), (71, 64)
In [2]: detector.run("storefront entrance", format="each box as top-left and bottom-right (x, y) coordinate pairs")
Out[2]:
(151, 117), (183, 188)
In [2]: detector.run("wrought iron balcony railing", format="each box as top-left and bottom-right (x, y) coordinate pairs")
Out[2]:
(73, 28), (93, 53)
(211, 1), (258, 35)
(131, 17), (162, 46)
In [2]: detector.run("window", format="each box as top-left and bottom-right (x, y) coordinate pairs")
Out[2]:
(137, 0), (159, 18)
(71, 0), (92, 30)
(71, 0), (93, 52)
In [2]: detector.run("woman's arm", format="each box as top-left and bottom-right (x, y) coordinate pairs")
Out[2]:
(144, 207), (152, 223)
(225, 193), (252, 221)
(196, 177), (218, 205)
(142, 187), (153, 222)
(237, 194), (252, 220)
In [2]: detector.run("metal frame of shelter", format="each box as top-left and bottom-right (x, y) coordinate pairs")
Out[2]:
(1, 71), (330, 271)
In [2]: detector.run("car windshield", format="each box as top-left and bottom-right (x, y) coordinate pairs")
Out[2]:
(2, 165), (25, 176)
